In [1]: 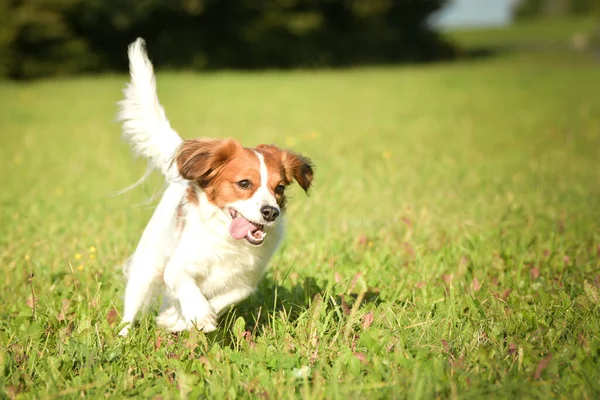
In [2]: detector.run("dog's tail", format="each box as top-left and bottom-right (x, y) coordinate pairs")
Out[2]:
(118, 38), (182, 179)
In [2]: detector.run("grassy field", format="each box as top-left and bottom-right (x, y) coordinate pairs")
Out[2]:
(1, 18), (600, 399)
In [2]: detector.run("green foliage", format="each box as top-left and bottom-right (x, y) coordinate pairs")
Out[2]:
(516, 0), (599, 19)
(1, 17), (599, 399)
(0, 0), (452, 80)
(0, 0), (96, 79)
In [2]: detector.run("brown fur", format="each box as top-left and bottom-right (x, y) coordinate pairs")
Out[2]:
(175, 202), (186, 236)
(175, 139), (313, 209)
(256, 144), (314, 192)
(186, 183), (198, 205)
(176, 139), (240, 185)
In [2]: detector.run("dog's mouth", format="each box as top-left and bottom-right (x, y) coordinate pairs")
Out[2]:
(228, 209), (266, 245)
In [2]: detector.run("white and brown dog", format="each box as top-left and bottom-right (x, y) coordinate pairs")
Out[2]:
(117, 39), (313, 336)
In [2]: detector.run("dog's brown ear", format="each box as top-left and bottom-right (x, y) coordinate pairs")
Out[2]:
(282, 150), (314, 193)
(258, 144), (314, 193)
(175, 139), (239, 184)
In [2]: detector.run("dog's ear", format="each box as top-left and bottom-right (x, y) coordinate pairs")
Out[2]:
(282, 150), (314, 193)
(257, 144), (314, 193)
(175, 139), (239, 185)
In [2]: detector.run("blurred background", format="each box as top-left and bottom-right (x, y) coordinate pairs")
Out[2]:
(0, 0), (598, 80)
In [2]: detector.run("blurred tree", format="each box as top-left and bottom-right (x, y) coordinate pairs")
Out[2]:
(1, 0), (97, 79)
(0, 0), (454, 79)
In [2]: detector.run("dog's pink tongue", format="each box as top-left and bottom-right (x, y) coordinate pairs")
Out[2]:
(229, 216), (259, 240)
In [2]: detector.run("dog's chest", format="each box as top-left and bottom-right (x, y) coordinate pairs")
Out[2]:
(179, 212), (282, 299)
(197, 247), (266, 299)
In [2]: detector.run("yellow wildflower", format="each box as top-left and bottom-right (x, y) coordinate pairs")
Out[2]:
(78, 265), (84, 271)
(89, 246), (96, 253)
(74, 253), (82, 260)
(89, 254), (96, 260)
(24, 254), (31, 261)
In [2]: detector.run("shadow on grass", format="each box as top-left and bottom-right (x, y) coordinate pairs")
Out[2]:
(211, 276), (383, 346)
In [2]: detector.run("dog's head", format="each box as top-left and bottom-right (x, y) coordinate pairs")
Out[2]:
(175, 139), (313, 246)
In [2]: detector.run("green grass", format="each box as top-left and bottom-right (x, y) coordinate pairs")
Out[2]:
(2, 18), (600, 399)
(447, 16), (597, 48)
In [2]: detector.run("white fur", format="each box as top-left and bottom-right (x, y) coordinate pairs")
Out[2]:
(117, 38), (284, 336)
(118, 38), (182, 177)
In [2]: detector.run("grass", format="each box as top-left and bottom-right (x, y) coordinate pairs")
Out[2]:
(447, 16), (597, 49)
(1, 17), (600, 399)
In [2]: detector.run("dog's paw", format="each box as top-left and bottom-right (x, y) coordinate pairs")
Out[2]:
(156, 305), (181, 329)
(118, 325), (130, 337)
(198, 320), (217, 333)
(157, 307), (188, 332)
(184, 310), (218, 333)
(157, 306), (217, 333)
(167, 318), (189, 333)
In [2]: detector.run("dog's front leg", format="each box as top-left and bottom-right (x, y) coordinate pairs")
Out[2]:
(118, 254), (164, 337)
(209, 286), (256, 317)
(162, 254), (217, 333)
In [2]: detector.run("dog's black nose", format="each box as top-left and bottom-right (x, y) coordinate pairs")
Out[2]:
(260, 206), (280, 222)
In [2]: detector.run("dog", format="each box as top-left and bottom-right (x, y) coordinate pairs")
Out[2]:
(117, 38), (314, 336)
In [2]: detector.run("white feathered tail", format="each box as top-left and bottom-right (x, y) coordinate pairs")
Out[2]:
(118, 38), (182, 179)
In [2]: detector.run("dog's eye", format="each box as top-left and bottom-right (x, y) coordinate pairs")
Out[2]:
(237, 180), (251, 189)
(275, 185), (285, 195)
